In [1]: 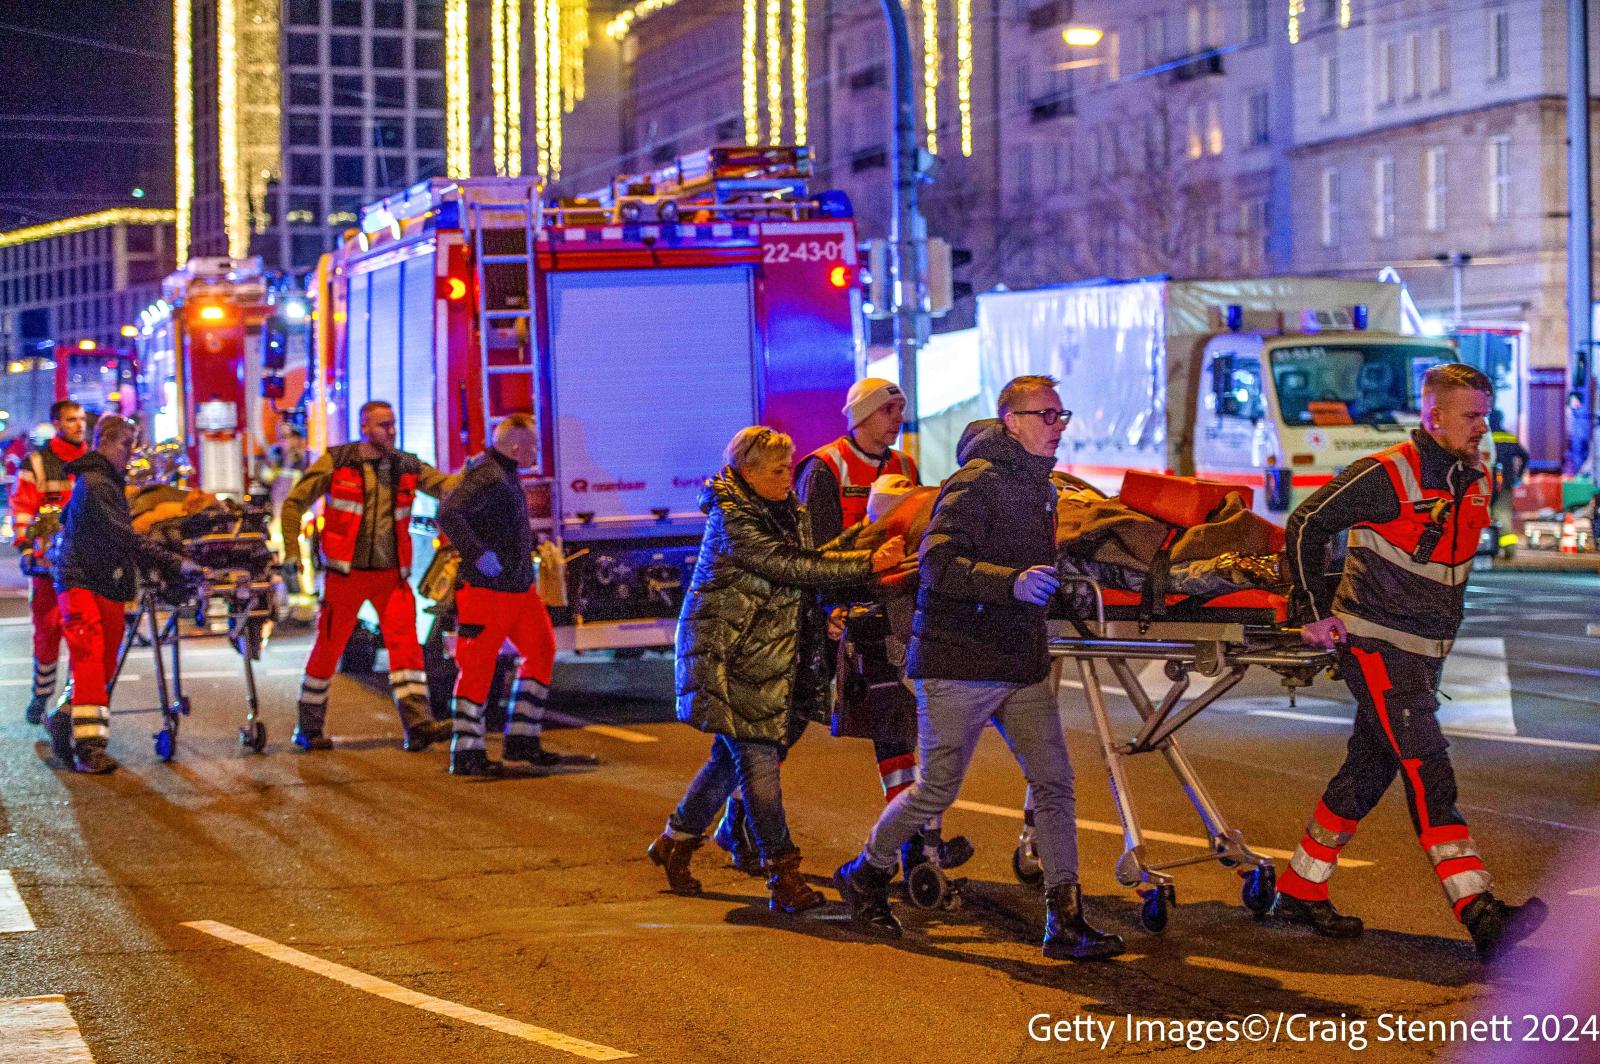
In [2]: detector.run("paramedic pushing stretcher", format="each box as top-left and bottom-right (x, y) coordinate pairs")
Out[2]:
(280, 400), (456, 752)
(46, 416), (196, 774)
(1276, 362), (1546, 961)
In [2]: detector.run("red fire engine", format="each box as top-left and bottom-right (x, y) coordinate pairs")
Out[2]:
(308, 145), (863, 651)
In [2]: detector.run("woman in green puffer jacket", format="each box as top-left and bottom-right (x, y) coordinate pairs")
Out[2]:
(648, 426), (905, 913)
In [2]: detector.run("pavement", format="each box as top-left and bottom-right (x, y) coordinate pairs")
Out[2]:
(0, 555), (1596, 1062)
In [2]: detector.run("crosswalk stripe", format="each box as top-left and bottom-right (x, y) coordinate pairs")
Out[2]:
(182, 921), (633, 1059)
(0, 870), (36, 934)
(0, 996), (94, 1062)
(947, 799), (1376, 868)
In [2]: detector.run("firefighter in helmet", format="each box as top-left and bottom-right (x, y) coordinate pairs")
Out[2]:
(1278, 363), (1546, 961)
(13, 400), (88, 725)
(280, 400), (457, 751)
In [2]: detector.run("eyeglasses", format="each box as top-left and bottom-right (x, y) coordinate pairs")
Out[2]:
(1011, 408), (1073, 426)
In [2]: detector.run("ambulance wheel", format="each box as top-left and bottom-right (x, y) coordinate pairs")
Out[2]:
(1011, 843), (1044, 888)
(1241, 865), (1277, 915)
(1139, 885), (1174, 934)
(240, 720), (267, 753)
(906, 862), (950, 910)
(154, 728), (175, 762)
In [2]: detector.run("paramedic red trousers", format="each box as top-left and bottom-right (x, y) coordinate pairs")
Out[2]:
(59, 588), (124, 754)
(29, 575), (63, 705)
(1279, 635), (1493, 920)
(449, 584), (557, 756)
(297, 568), (431, 735)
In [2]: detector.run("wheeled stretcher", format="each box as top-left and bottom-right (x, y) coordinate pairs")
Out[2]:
(1022, 574), (1337, 933)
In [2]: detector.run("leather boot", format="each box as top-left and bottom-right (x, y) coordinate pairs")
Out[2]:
(73, 745), (119, 775)
(24, 694), (48, 726)
(647, 833), (703, 895)
(449, 750), (504, 778)
(713, 797), (763, 876)
(46, 708), (74, 766)
(1461, 892), (1547, 961)
(1270, 892), (1364, 938)
(1042, 883), (1126, 961)
(504, 734), (598, 767)
(834, 853), (902, 938)
(765, 851), (824, 914)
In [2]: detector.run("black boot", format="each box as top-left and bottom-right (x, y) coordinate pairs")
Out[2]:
(72, 746), (119, 775)
(504, 734), (598, 767)
(291, 727), (333, 751)
(24, 694), (48, 726)
(937, 835), (975, 870)
(46, 708), (74, 766)
(834, 853), (902, 939)
(449, 749), (505, 778)
(1270, 892), (1364, 938)
(402, 719), (451, 752)
(1461, 892), (1548, 962)
(1042, 883), (1126, 961)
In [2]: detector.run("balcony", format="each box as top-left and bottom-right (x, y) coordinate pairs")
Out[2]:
(849, 65), (886, 91)
(1029, 90), (1075, 123)
(1168, 50), (1225, 82)
(850, 146), (888, 172)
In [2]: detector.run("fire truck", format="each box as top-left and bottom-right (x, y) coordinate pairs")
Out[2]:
(135, 257), (310, 498)
(308, 146), (863, 652)
(0, 340), (135, 437)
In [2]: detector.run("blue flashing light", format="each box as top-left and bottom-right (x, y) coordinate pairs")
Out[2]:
(814, 189), (854, 219)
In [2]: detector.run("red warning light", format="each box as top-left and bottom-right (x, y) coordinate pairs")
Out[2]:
(446, 277), (468, 301)
(828, 265), (851, 288)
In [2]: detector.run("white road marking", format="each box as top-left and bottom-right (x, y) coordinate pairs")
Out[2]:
(541, 711), (658, 744)
(0, 617), (33, 626)
(0, 996), (94, 1062)
(947, 799), (1375, 868)
(1438, 638), (1516, 735)
(181, 920), (633, 1060)
(0, 870), (36, 934)
(1245, 709), (1600, 753)
(1568, 886), (1600, 897)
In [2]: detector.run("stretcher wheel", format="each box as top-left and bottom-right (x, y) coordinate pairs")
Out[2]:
(906, 862), (954, 910)
(153, 728), (175, 762)
(240, 720), (267, 753)
(1139, 885), (1174, 934)
(1215, 842), (1239, 869)
(178, 695), (192, 716)
(1011, 843), (1044, 888)
(1241, 865), (1277, 915)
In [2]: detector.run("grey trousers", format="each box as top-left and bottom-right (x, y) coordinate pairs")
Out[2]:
(866, 676), (1080, 888)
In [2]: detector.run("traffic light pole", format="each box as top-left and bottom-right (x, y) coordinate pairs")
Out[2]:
(1568, 0), (1594, 480)
(882, 0), (926, 461)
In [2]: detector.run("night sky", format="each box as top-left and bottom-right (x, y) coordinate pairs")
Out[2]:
(0, 0), (173, 230)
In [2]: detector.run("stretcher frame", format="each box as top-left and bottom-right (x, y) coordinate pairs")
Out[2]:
(1046, 574), (1336, 931)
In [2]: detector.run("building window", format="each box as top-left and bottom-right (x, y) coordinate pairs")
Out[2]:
(289, 153), (323, 186)
(288, 73), (322, 106)
(1015, 66), (1029, 108)
(1187, 3), (1203, 53)
(372, 37), (404, 69)
(415, 1), (444, 30)
(330, 115), (362, 146)
(330, 35), (360, 68)
(373, 2), (404, 29)
(1205, 98), (1223, 155)
(332, 74), (364, 107)
(1376, 39), (1395, 106)
(1245, 89), (1268, 146)
(331, 0), (362, 27)
(1424, 146), (1446, 231)
(288, 113), (321, 146)
(1206, 1), (1223, 47)
(414, 78), (445, 109)
(414, 117), (446, 150)
(1403, 33), (1421, 99)
(1186, 104), (1203, 159)
(374, 155), (407, 186)
(373, 76), (406, 108)
(1012, 144), (1033, 198)
(332, 155), (365, 188)
(1245, 0), (1268, 44)
(1106, 30), (1120, 80)
(286, 33), (319, 66)
(1488, 9), (1510, 81)
(1429, 27), (1449, 94)
(373, 118), (404, 148)
(1319, 54), (1338, 119)
(414, 38), (444, 71)
(287, 0), (320, 26)
(1320, 167), (1340, 247)
(290, 235), (327, 266)
(1489, 136), (1512, 221)
(1373, 156), (1395, 238)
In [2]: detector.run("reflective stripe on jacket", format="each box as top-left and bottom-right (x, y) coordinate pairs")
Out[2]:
(318, 444), (420, 575)
(803, 436), (918, 529)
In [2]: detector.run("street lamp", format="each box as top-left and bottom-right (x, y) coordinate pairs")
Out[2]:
(1062, 26), (1104, 47)
(1435, 251), (1473, 324)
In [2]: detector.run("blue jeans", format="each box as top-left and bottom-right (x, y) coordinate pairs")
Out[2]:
(669, 736), (794, 862)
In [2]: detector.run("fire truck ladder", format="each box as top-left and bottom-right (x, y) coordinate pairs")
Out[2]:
(465, 194), (541, 462)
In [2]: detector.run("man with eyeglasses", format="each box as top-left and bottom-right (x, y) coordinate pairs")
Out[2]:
(836, 374), (1124, 962)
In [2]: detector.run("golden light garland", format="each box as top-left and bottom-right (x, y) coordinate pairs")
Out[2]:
(563, 0), (590, 112)
(173, 0), (192, 264)
(766, 0), (783, 140)
(240, 0), (281, 242)
(0, 209), (177, 251)
(1288, 0), (1304, 44)
(217, 0), (245, 257)
(956, 0), (972, 156)
(445, 0), (471, 176)
(491, 0), (523, 176)
(1339, 0), (1352, 28)
(546, 0), (562, 176)
(604, 0), (686, 40)
(921, 0), (938, 154)
(743, 0), (760, 144)
(791, 0), (808, 144)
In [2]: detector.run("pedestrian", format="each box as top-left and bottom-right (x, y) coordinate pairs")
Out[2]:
(1489, 409), (1528, 560)
(279, 400), (457, 752)
(45, 416), (195, 774)
(12, 401), (88, 725)
(1278, 362), (1546, 960)
(648, 426), (905, 913)
(794, 377), (973, 879)
(834, 375), (1125, 961)
(436, 413), (595, 776)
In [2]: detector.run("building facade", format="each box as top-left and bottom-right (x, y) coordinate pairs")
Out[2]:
(0, 209), (177, 358)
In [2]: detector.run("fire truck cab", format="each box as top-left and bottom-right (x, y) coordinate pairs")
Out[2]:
(310, 146), (863, 651)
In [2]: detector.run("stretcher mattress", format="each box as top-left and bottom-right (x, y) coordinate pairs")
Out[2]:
(1070, 587), (1290, 626)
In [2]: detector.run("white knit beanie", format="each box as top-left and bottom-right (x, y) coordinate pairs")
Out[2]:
(842, 378), (905, 429)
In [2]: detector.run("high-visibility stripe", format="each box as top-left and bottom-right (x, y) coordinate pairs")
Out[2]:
(327, 498), (363, 514)
(1419, 823), (1471, 849)
(1347, 527), (1472, 586)
(1440, 868), (1493, 905)
(1277, 866), (1330, 902)
(1298, 835), (1342, 864)
(1336, 611), (1452, 658)
(1377, 445), (1424, 502)
(1288, 848), (1337, 885)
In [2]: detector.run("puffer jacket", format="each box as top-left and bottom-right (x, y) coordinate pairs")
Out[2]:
(675, 467), (873, 745)
(52, 451), (186, 602)
(908, 420), (1059, 684)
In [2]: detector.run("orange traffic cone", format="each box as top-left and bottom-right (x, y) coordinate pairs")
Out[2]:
(1559, 513), (1579, 553)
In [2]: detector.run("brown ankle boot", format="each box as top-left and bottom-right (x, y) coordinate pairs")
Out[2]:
(647, 833), (703, 895)
(766, 850), (824, 914)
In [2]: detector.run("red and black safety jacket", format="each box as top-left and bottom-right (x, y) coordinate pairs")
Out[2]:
(1286, 430), (1491, 658)
(279, 443), (452, 576)
(795, 435), (919, 544)
(12, 436), (88, 550)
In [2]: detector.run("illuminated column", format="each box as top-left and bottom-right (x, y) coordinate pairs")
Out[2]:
(545, 0), (562, 177)
(743, 0), (760, 144)
(957, 0), (971, 156)
(921, 0), (938, 154)
(445, 0), (470, 176)
(217, 0), (245, 257)
(791, 0), (807, 145)
(766, 0), (783, 141)
(174, 0), (192, 264)
(1288, 0), (1304, 44)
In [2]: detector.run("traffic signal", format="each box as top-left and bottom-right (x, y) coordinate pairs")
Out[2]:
(926, 239), (974, 318)
(862, 239), (890, 319)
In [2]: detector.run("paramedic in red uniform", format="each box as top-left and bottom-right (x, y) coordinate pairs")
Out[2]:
(47, 416), (194, 773)
(280, 400), (456, 751)
(1277, 362), (1546, 961)
(436, 413), (595, 777)
(13, 400), (89, 724)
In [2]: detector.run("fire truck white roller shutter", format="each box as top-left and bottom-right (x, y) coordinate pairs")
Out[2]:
(399, 253), (439, 518)
(346, 270), (372, 439)
(547, 266), (758, 527)
(367, 265), (402, 429)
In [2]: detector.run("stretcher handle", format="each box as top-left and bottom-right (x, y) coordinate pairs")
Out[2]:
(1053, 572), (1105, 626)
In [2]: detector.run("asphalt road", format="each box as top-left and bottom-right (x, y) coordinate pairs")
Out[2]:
(0, 567), (1597, 1063)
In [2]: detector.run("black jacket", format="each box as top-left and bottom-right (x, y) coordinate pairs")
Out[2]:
(52, 452), (186, 601)
(908, 421), (1059, 684)
(675, 468), (872, 745)
(436, 448), (536, 593)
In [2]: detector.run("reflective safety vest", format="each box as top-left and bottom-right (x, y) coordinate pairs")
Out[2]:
(15, 439), (86, 542)
(319, 444), (419, 575)
(804, 436), (919, 528)
(1333, 439), (1491, 658)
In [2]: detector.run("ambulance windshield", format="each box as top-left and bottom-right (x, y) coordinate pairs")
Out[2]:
(1269, 343), (1451, 427)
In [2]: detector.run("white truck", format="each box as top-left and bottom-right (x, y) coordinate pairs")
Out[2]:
(920, 277), (1462, 516)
